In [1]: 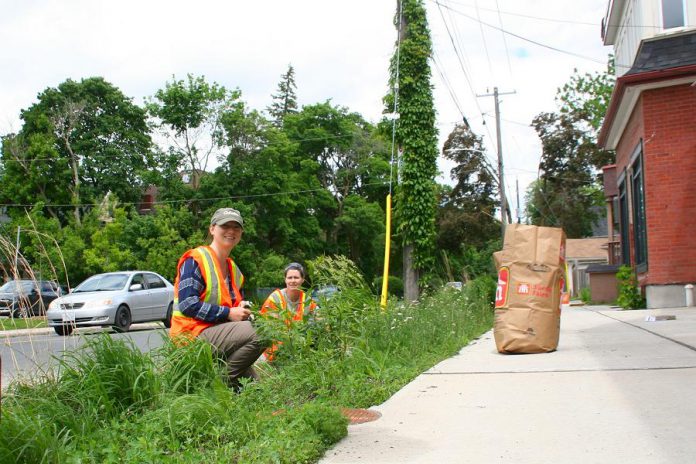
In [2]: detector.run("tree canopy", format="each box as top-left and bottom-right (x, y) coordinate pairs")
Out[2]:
(527, 60), (614, 238)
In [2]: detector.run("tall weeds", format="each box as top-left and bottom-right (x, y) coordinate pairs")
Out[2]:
(0, 277), (494, 463)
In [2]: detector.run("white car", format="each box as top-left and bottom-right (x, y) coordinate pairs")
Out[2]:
(46, 271), (174, 336)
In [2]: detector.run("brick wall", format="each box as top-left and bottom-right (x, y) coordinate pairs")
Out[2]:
(615, 83), (696, 286)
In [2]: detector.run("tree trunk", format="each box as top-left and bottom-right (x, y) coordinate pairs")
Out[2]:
(403, 243), (419, 302)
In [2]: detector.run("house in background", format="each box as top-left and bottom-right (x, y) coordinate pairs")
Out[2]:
(566, 237), (611, 299)
(599, 0), (696, 308)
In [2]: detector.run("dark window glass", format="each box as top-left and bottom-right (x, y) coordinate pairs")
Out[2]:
(632, 151), (648, 270)
(662, 0), (685, 28)
(619, 180), (630, 265)
(145, 273), (166, 289)
(41, 282), (54, 292)
(131, 274), (145, 290)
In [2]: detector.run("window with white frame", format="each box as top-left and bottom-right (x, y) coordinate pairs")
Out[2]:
(662, 0), (686, 29)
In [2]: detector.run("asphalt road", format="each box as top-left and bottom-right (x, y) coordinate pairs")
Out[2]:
(0, 324), (169, 389)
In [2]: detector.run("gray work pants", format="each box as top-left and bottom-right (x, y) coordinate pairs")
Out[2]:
(199, 321), (264, 388)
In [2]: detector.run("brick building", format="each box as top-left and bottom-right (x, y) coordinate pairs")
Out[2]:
(599, 0), (696, 307)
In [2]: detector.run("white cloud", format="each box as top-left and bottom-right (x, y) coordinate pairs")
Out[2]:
(0, 0), (613, 214)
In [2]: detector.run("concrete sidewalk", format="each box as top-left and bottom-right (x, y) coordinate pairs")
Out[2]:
(321, 305), (696, 464)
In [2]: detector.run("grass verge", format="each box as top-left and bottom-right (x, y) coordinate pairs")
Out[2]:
(0, 316), (47, 331)
(1, 278), (494, 463)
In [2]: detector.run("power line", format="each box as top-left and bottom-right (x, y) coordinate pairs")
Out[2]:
(434, 0), (497, 149)
(432, 0), (593, 26)
(432, 50), (466, 119)
(439, 0), (671, 29)
(0, 133), (359, 164)
(432, 1), (618, 68)
(0, 181), (392, 210)
(473, 0), (495, 79)
(494, 0), (514, 79)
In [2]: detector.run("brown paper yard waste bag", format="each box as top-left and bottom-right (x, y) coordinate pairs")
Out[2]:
(493, 224), (566, 353)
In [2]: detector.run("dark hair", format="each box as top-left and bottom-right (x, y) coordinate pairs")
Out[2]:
(284, 262), (305, 278)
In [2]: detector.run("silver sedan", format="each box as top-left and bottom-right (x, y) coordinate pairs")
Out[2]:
(46, 271), (174, 336)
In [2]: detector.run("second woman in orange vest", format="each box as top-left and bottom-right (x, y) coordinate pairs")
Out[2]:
(170, 207), (265, 389)
(260, 262), (317, 361)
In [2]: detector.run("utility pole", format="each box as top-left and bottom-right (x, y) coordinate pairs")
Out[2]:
(516, 177), (521, 224)
(478, 87), (515, 240)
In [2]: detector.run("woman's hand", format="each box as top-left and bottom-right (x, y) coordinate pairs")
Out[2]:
(227, 301), (252, 321)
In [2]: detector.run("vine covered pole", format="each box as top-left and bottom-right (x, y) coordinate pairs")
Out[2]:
(389, 0), (439, 302)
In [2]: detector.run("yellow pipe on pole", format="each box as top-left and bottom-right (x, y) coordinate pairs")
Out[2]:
(380, 194), (392, 309)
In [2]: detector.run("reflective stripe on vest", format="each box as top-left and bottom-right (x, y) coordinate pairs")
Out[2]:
(170, 246), (243, 338)
(262, 288), (315, 322)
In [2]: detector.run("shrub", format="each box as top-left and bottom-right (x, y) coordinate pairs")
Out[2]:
(616, 265), (645, 309)
(580, 287), (591, 303)
(372, 275), (404, 297)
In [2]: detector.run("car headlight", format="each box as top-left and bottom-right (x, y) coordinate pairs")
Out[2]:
(83, 299), (113, 309)
(48, 299), (59, 310)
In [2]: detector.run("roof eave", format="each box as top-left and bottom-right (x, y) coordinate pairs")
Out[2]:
(598, 65), (696, 149)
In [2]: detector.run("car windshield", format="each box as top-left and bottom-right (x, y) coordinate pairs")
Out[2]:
(73, 274), (129, 292)
(0, 280), (34, 294)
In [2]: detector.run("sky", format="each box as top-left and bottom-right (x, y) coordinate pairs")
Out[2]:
(0, 0), (613, 217)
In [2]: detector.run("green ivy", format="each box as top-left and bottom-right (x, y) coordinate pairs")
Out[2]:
(388, 0), (438, 271)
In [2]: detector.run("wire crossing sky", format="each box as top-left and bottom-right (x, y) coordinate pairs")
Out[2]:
(0, 0), (612, 212)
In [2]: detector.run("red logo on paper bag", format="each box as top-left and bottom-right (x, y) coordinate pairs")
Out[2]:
(495, 267), (510, 308)
(516, 283), (552, 298)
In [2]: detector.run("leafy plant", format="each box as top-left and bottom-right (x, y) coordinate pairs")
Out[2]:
(580, 287), (592, 303)
(616, 265), (645, 309)
(373, 275), (404, 297)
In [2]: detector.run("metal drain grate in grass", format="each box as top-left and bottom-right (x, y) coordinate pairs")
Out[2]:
(341, 408), (381, 424)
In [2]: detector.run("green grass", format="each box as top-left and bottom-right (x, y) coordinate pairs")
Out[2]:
(1, 278), (494, 463)
(0, 317), (48, 331)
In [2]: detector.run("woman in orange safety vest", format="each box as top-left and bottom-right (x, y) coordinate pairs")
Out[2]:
(260, 262), (317, 361)
(171, 207), (265, 389)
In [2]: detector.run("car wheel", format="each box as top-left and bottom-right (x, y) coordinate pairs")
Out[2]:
(54, 325), (73, 336)
(31, 301), (45, 317)
(113, 305), (132, 333)
(163, 302), (173, 329)
(11, 305), (25, 319)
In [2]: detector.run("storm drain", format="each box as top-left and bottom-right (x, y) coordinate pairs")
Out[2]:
(341, 408), (381, 424)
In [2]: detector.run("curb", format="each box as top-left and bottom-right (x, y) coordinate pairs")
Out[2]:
(0, 322), (165, 339)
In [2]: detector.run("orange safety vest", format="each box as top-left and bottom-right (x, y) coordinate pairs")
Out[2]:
(260, 288), (317, 361)
(260, 288), (316, 322)
(170, 246), (244, 339)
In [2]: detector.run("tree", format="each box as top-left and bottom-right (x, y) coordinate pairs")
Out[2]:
(284, 102), (390, 248)
(200, 106), (327, 263)
(558, 58), (616, 133)
(528, 60), (614, 237)
(335, 194), (385, 282)
(439, 123), (498, 250)
(388, 0), (439, 301)
(267, 64), (298, 126)
(1, 77), (154, 224)
(146, 74), (243, 189)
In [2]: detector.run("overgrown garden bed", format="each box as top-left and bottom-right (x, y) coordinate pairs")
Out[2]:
(1, 277), (494, 463)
